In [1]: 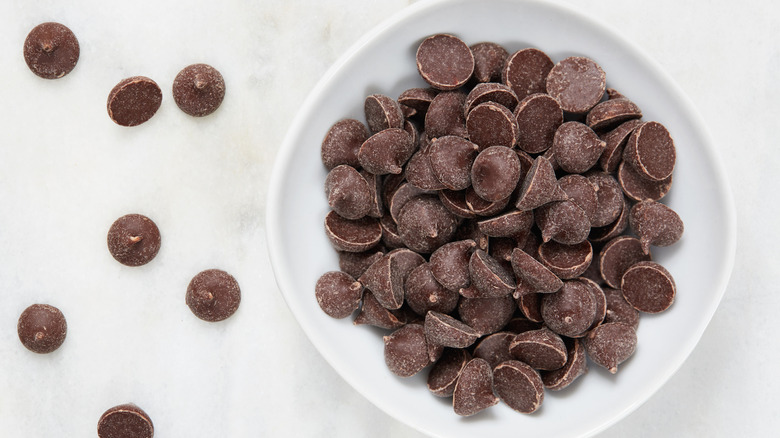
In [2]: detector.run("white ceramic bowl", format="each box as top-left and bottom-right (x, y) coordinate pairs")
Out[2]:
(267, 0), (736, 436)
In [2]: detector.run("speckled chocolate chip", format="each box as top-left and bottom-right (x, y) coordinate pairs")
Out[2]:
(315, 271), (362, 319)
(107, 77), (162, 127)
(384, 324), (430, 377)
(172, 63), (225, 117)
(458, 295), (515, 336)
(603, 287), (640, 329)
(538, 240), (593, 280)
(23, 22), (79, 79)
(17, 304), (67, 354)
(510, 247), (563, 297)
(427, 348), (471, 397)
(465, 187), (511, 216)
(455, 220), (489, 252)
(360, 171), (384, 218)
(325, 211), (381, 253)
(107, 214), (161, 267)
(467, 102), (519, 150)
(430, 239), (476, 292)
(358, 128), (415, 175)
(587, 172), (625, 228)
(469, 249), (516, 298)
(598, 235), (651, 289)
(321, 119), (369, 170)
(606, 88), (626, 100)
(541, 280), (597, 338)
(389, 183), (426, 223)
(552, 122), (606, 174)
(515, 156), (568, 211)
(425, 311), (480, 349)
(536, 200), (590, 245)
(359, 249), (424, 310)
(586, 98), (642, 131)
(578, 277), (607, 332)
(397, 196), (458, 253)
(425, 91), (468, 138)
(516, 292), (543, 323)
(470, 42), (508, 83)
(584, 322), (637, 373)
(353, 291), (405, 329)
(416, 34), (474, 90)
(97, 403), (154, 438)
(630, 201), (684, 254)
(559, 175), (598, 225)
(502, 48), (554, 99)
(493, 360), (545, 414)
(428, 136), (479, 190)
(514, 93), (563, 154)
(504, 317), (543, 334)
(186, 269), (241, 322)
(623, 121), (676, 181)
(509, 327), (567, 370)
(473, 332), (515, 368)
(380, 215), (405, 249)
(488, 237), (516, 265)
(405, 263), (460, 316)
(438, 190), (475, 219)
(617, 160), (673, 202)
(546, 56), (606, 114)
(621, 261), (676, 313)
(338, 250), (384, 279)
(402, 104), (418, 121)
(588, 195), (629, 243)
(465, 82), (519, 115)
(453, 358), (499, 416)
(404, 150), (445, 191)
(325, 165), (372, 220)
(541, 338), (587, 390)
(471, 146), (522, 202)
(398, 87), (438, 114)
(599, 119), (643, 173)
(365, 94), (404, 133)
(478, 210), (533, 238)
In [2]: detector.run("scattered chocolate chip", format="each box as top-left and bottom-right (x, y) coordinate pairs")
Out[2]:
(516, 292), (544, 323)
(623, 121), (676, 181)
(416, 34), (474, 91)
(324, 211), (381, 253)
(585, 98), (642, 131)
(23, 22), (79, 79)
(427, 348), (471, 397)
(397, 196), (458, 253)
(359, 249), (424, 310)
(186, 269), (241, 322)
(578, 277), (607, 332)
(428, 136), (479, 191)
(107, 214), (161, 267)
(510, 247), (563, 297)
(471, 146), (522, 202)
(599, 119), (643, 173)
(552, 122), (606, 174)
(584, 322), (637, 373)
(365, 94), (404, 133)
(97, 403), (154, 438)
(107, 77), (162, 127)
(478, 209), (534, 239)
(453, 358), (499, 416)
(465, 82), (519, 115)
(538, 240), (593, 280)
(470, 42), (508, 83)
(404, 263), (460, 316)
(384, 324), (430, 377)
(315, 271), (363, 319)
(473, 332), (515, 368)
(502, 48), (554, 99)
(509, 327), (567, 370)
(541, 280), (597, 338)
(493, 360), (545, 414)
(541, 338), (588, 390)
(621, 261), (676, 313)
(429, 239), (476, 292)
(559, 174), (599, 225)
(425, 91), (468, 138)
(338, 249), (384, 279)
(398, 87), (438, 114)
(586, 172), (625, 228)
(598, 235), (652, 289)
(321, 119), (369, 170)
(467, 102), (519, 150)
(17, 304), (67, 354)
(425, 311), (480, 349)
(358, 128), (415, 175)
(617, 160), (673, 202)
(515, 156), (567, 211)
(458, 295), (515, 336)
(546, 56), (606, 114)
(629, 201), (684, 254)
(172, 63), (225, 117)
(588, 195), (630, 243)
(353, 291), (405, 330)
(514, 93), (563, 154)
(325, 165), (372, 220)
(469, 249), (516, 298)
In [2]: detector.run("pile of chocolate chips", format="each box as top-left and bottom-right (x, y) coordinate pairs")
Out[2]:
(316, 33), (683, 416)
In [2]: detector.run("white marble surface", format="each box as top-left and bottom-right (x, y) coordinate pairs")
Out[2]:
(0, 0), (773, 437)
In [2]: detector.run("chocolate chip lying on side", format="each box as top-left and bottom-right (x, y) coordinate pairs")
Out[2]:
(493, 360), (545, 414)
(427, 348), (471, 397)
(598, 235), (651, 289)
(321, 119), (369, 170)
(502, 48), (554, 100)
(429, 239), (476, 292)
(470, 42), (508, 83)
(172, 63), (225, 117)
(541, 338), (588, 390)
(621, 261), (676, 313)
(425, 311), (480, 349)
(365, 94), (404, 133)
(23, 22), (80, 79)
(405, 263), (460, 316)
(416, 34), (475, 91)
(186, 269), (241, 322)
(458, 295), (515, 336)
(107, 214), (162, 267)
(584, 322), (637, 374)
(325, 165), (372, 220)
(509, 327), (567, 370)
(97, 403), (154, 438)
(453, 358), (499, 416)
(107, 77), (163, 127)
(315, 271), (363, 319)
(17, 304), (67, 354)
(324, 211), (382, 253)
(472, 332), (516, 368)
(514, 93), (563, 154)
(629, 201), (684, 254)
(623, 121), (676, 182)
(384, 323), (430, 377)
(546, 56), (606, 114)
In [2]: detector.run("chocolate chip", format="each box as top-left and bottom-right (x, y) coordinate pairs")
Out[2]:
(470, 42), (508, 83)
(425, 91), (468, 138)
(586, 171), (625, 227)
(416, 34), (474, 91)
(603, 287), (640, 329)
(315, 271), (363, 319)
(389, 183), (426, 224)
(172, 63), (225, 117)
(588, 195), (630, 243)
(97, 403), (154, 438)
(516, 292), (543, 323)
(552, 121), (606, 174)
(546, 56), (606, 114)
(365, 94), (404, 133)
(186, 269), (241, 322)
(541, 338), (588, 391)
(428, 136), (479, 190)
(559, 174), (599, 225)
(477, 209), (534, 239)
(599, 119), (643, 173)
(585, 98), (642, 131)
(473, 332), (515, 368)
(623, 121), (676, 181)
(629, 201), (684, 254)
(465, 82), (519, 115)
(598, 235), (651, 289)
(515, 156), (568, 211)
(621, 261), (676, 313)
(325, 211), (381, 253)
(538, 240), (593, 280)
(321, 119), (369, 170)
(514, 93), (563, 154)
(429, 239), (476, 292)
(578, 277), (607, 332)
(338, 249), (384, 279)
(404, 263), (460, 316)
(510, 247), (563, 297)
(358, 128), (415, 175)
(493, 360), (545, 414)
(469, 249), (516, 298)
(466, 102), (519, 150)
(617, 160), (673, 202)
(325, 165), (372, 220)
(584, 322), (637, 373)
(397, 196), (458, 253)
(398, 87), (438, 114)
(427, 348), (471, 397)
(353, 291), (405, 330)
(536, 200), (591, 245)
(453, 358), (499, 416)
(502, 48), (554, 99)
(471, 145), (522, 202)
(107, 77), (162, 127)
(17, 304), (67, 354)
(458, 295), (515, 336)
(107, 214), (161, 267)
(509, 327), (567, 370)
(23, 22), (79, 79)
(405, 150), (447, 191)
(425, 311), (480, 349)
(384, 324), (430, 377)
(359, 248), (425, 310)
(541, 280), (597, 338)
(439, 189), (476, 219)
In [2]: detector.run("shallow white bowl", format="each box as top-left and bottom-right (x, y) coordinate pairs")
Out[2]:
(267, 0), (736, 436)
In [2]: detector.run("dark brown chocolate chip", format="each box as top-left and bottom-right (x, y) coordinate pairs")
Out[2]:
(315, 271), (363, 319)
(469, 249), (516, 298)
(559, 174), (599, 225)
(360, 170), (384, 218)
(515, 156), (568, 211)
(598, 235), (651, 289)
(599, 119), (643, 173)
(466, 102), (519, 150)
(353, 291), (405, 329)
(23, 22), (79, 79)
(588, 195), (630, 243)
(541, 338), (588, 390)
(617, 160), (673, 202)
(365, 94), (404, 133)
(405, 150), (447, 191)
(384, 324), (430, 377)
(586, 171), (625, 228)
(416, 34), (475, 91)
(478, 210), (534, 239)
(405, 263), (460, 316)
(397, 196), (458, 253)
(516, 292), (543, 323)
(465, 82), (519, 115)
(359, 249), (424, 310)
(509, 327), (567, 370)
(425, 91), (468, 138)
(536, 200), (591, 245)
(473, 332), (515, 369)
(552, 122), (606, 174)
(578, 277), (607, 332)
(623, 121), (676, 181)
(585, 98), (642, 131)
(510, 247), (563, 297)
(338, 249), (384, 279)
(621, 261), (676, 313)
(427, 348), (471, 397)
(603, 287), (640, 329)
(514, 93), (563, 154)
(325, 165), (372, 220)
(502, 48), (554, 100)
(425, 311), (480, 349)
(380, 215), (405, 249)
(430, 239), (477, 292)
(504, 317), (544, 334)
(471, 146), (522, 202)
(107, 77), (163, 127)
(107, 214), (161, 267)
(630, 201), (684, 254)
(458, 295), (515, 336)
(538, 240), (593, 280)
(17, 304), (67, 354)
(584, 322), (637, 373)
(358, 128), (415, 175)
(465, 187), (511, 216)
(97, 403), (154, 438)
(493, 360), (544, 414)
(541, 280), (597, 338)
(398, 87), (438, 113)
(455, 220), (489, 252)
(325, 211), (381, 253)
(428, 136), (479, 191)
(546, 56), (606, 114)
(453, 358), (499, 416)
(470, 42), (508, 83)
(389, 183), (426, 224)
(606, 88), (626, 100)
(439, 189), (476, 219)
(172, 63), (225, 117)
(186, 269), (241, 322)
(321, 119), (369, 170)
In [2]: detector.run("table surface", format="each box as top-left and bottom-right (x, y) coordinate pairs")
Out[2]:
(0, 0), (773, 437)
